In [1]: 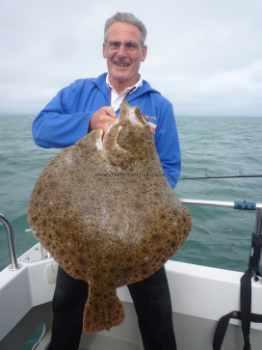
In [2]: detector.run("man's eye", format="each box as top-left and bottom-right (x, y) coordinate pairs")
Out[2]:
(107, 41), (139, 50)
(125, 42), (139, 50)
(109, 42), (121, 49)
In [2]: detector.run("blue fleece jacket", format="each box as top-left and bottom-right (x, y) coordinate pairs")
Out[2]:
(32, 73), (181, 187)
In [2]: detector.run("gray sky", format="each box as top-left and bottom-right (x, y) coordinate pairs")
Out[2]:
(1, 0), (261, 116)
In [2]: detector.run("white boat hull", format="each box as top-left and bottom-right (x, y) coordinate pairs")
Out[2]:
(1, 243), (262, 349)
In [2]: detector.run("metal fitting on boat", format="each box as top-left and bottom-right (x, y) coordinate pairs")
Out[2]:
(0, 213), (21, 270)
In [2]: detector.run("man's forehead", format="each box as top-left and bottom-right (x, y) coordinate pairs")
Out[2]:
(106, 22), (142, 40)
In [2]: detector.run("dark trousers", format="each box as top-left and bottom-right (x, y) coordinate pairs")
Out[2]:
(48, 266), (177, 350)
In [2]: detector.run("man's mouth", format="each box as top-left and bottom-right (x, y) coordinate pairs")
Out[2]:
(112, 61), (130, 68)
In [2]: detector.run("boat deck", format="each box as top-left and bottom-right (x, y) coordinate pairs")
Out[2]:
(34, 331), (140, 350)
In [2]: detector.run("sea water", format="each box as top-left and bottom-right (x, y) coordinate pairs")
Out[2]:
(1, 114), (262, 273)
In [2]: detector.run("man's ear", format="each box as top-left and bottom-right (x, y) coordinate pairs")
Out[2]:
(141, 45), (147, 62)
(102, 43), (107, 59)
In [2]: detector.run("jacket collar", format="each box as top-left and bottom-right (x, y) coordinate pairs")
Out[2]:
(92, 73), (158, 102)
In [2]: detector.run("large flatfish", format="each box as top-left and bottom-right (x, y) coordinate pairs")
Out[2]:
(28, 102), (191, 333)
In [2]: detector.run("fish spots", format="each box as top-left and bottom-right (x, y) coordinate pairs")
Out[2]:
(28, 102), (192, 333)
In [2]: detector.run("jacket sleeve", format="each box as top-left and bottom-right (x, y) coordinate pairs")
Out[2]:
(32, 82), (92, 148)
(155, 100), (181, 188)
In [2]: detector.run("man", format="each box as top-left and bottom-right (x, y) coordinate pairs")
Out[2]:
(33, 12), (181, 350)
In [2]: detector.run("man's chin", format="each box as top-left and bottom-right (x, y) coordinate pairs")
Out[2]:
(110, 73), (130, 84)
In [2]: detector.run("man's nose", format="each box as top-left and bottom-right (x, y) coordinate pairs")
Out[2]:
(116, 44), (128, 55)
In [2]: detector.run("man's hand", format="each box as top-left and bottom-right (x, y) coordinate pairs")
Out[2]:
(147, 121), (156, 134)
(90, 107), (116, 133)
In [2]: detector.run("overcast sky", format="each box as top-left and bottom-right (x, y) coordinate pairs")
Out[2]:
(1, 0), (261, 117)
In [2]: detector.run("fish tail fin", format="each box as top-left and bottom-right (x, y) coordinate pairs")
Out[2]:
(83, 285), (124, 333)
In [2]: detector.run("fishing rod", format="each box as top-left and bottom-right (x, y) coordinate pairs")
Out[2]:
(181, 174), (262, 181)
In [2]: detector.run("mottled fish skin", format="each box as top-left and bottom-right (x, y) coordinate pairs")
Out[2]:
(28, 102), (192, 333)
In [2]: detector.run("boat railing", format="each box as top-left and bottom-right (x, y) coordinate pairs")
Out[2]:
(181, 198), (262, 210)
(0, 213), (21, 271)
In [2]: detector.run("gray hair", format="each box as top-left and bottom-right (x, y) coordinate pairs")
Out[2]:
(104, 12), (147, 46)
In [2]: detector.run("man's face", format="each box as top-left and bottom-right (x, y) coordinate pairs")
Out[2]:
(103, 22), (147, 90)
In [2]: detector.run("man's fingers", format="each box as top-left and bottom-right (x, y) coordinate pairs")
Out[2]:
(148, 122), (156, 134)
(101, 115), (116, 129)
(90, 107), (116, 132)
(102, 106), (116, 118)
